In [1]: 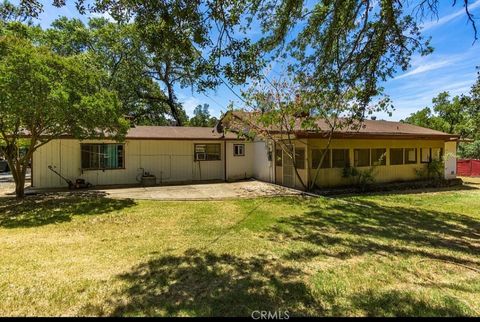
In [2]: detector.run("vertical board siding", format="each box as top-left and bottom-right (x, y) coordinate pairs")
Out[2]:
(306, 138), (454, 188)
(252, 141), (274, 182)
(32, 137), (457, 189)
(33, 139), (226, 188)
(225, 141), (254, 181)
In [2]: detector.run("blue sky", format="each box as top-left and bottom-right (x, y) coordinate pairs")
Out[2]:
(24, 0), (480, 120)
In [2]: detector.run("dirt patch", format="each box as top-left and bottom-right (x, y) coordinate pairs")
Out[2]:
(0, 182), (15, 197)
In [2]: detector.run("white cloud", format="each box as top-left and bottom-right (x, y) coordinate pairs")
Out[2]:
(421, 0), (480, 31)
(395, 59), (452, 79)
(386, 78), (475, 120)
(89, 11), (115, 22)
(179, 96), (202, 117)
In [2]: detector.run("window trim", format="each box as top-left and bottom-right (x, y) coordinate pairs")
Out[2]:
(194, 143), (221, 161)
(294, 147), (306, 170)
(371, 148), (387, 166)
(404, 148), (418, 164)
(390, 148), (404, 166)
(354, 148), (371, 167)
(431, 147), (443, 162)
(81, 143), (125, 171)
(275, 149), (282, 167)
(233, 144), (245, 157)
(311, 148), (331, 169)
(420, 148), (431, 164)
(331, 149), (350, 169)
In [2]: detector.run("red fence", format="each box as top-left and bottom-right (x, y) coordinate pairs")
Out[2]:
(457, 159), (480, 177)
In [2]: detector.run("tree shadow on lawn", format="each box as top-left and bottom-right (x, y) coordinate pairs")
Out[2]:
(84, 249), (319, 317)
(275, 198), (480, 266)
(0, 192), (136, 228)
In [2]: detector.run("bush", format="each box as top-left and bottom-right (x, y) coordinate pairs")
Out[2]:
(415, 159), (444, 180)
(342, 165), (377, 191)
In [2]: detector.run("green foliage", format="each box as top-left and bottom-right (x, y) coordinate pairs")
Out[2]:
(415, 159), (444, 180)
(42, 17), (176, 126)
(458, 140), (480, 159)
(403, 91), (472, 136)
(0, 33), (127, 197)
(342, 165), (377, 191)
(403, 72), (480, 159)
(188, 104), (218, 127)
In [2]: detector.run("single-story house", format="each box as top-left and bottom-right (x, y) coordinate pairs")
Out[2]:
(31, 118), (459, 190)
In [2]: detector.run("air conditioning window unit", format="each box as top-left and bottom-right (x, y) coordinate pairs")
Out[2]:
(196, 152), (206, 160)
(195, 145), (206, 153)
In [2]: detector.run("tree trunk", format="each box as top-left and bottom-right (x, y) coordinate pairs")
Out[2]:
(4, 158), (25, 199)
(15, 168), (25, 199)
(163, 62), (183, 126)
(166, 81), (182, 126)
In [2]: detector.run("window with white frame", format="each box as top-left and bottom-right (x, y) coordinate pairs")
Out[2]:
(233, 144), (245, 156)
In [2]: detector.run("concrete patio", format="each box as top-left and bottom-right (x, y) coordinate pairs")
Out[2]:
(0, 179), (302, 200)
(95, 180), (301, 200)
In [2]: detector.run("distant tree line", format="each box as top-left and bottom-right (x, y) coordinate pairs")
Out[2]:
(402, 71), (480, 159)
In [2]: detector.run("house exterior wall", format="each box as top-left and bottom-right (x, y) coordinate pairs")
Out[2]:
(225, 141), (254, 181)
(444, 141), (457, 179)
(306, 138), (455, 188)
(32, 139), (227, 188)
(32, 136), (457, 190)
(252, 140), (274, 183)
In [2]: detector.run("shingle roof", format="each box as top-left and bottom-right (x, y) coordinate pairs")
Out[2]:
(302, 119), (456, 137)
(126, 126), (238, 140)
(224, 111), (458, 140)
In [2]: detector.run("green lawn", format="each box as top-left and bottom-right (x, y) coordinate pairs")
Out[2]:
(1, 187), (479, 317)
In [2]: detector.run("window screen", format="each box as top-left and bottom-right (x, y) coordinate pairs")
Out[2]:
(404, 148), (417, 164)
(421, 148), (431, 163)
(390, 148), (404, 165)
(81, 144), (124, 169)
(312, 149), (330, 169)
(275, 149), (282, 166)
(295, 148), (305, 169)
(371, 148), (387, 166)
(195, 144), (221, 161)
(354, 149), (370, 167)
(332, 149), (350, 168)
(432, 148), (443, 161)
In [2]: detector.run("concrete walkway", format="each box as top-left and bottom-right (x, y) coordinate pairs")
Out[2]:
(98, 180), (301, 200)
(1, 180), (302, 200)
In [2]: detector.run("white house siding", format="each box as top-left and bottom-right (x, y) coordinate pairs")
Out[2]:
(225, 141), (254, 181)
(32, 139), (227, 188)
(252, 140), (274, 183)
(444, 141), (457, 179)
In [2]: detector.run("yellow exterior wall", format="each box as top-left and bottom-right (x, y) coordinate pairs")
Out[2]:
(33, 139), (227, 188)
(306, 138), (453, 188)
